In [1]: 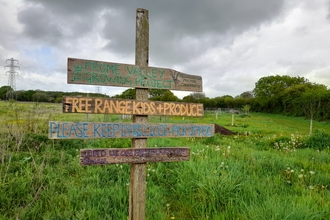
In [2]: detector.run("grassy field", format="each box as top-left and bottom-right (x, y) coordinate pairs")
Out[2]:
(0, 101), (329, 219)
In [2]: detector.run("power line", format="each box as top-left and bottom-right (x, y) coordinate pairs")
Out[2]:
(4, 58), (19, 99)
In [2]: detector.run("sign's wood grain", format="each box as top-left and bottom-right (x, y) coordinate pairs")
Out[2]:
(62, 96), (204, 117)
(80, 147), (190, 165)
(67, 58), (203, 92)
(48, 122), (214, 139)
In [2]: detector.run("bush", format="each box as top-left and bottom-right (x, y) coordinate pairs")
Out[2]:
(303, 130), (330, 150)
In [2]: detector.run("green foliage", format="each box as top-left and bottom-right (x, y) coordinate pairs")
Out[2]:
(0, 86), (13, 100)
(303, 130), (330, 150)
(253, 75), (308, 101)
(113, 88), (135, 99)
(149, 89), (179, 101)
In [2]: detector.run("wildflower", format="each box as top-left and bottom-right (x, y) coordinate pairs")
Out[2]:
(290, 169), (294, 173)
(228, 146), (231, 149)
(166, 203), (170, 207)
(301, 169), (304, 172)
(152, 169), (155, 172)
(120, 165), (123, 169)
(310, 171), (315, 175)
(171, 217), (175, 220)
(309, 185), (314, 190)
(206, 145), (209, 148)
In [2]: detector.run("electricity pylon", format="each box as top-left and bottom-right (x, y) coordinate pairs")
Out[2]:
(4, 58), (19, 99)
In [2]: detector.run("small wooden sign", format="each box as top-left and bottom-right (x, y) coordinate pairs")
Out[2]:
(80, 147), (190, 165)
(67, 58), (203, 92)
(63, 96), (204, 117)
(48, 121), (214, 139)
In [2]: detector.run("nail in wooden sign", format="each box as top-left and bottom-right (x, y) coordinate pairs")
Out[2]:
(80, 147), (190, 165)
(62, 96), (204, 117)
(67, 58), (203, 92)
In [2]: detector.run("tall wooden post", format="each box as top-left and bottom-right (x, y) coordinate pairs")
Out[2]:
(130, 8), (149, 220)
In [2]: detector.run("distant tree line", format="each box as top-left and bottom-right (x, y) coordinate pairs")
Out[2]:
(1, 75), (329, 121)
(252, 75), (330, 121)
(0, 86), (108, 103)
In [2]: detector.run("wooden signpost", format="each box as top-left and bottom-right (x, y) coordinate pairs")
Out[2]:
(80, 147), (190, 165)
(48, 8), (213, 220)
(63, 96), (204, 116)
(67, 58), (203, 92)
(48, 121), (214, 139)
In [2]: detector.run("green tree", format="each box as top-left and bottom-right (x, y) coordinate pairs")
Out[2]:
(301, 86), (327, 135)
(113, 88), (136, 99)
(253, 75), (308, 112)
(148, 89), (179, 101)
(242, 104), (251, 115)
(32, 92), (49, 102)
(157, 90), (179, 102)
(254, 75), (308, 100)
(240, 91), (254, 99)
(0, 86), (13, 100)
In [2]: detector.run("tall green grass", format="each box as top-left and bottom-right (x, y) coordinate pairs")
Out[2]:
(0, 101), (329, 219)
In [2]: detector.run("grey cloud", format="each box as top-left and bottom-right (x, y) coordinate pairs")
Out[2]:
(18, 2), (100, 45)
(19, 0), (286, 62)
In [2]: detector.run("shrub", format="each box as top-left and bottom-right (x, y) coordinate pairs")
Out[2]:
(303, 130), (330, 150)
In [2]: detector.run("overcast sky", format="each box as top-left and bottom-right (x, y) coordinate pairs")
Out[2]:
(1, 0), (330, 98)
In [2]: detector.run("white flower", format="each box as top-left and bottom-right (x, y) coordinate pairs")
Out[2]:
(298, 174), (303, 178)
(309, 185), (314, 190)
(290, 169), (294, 173)
(310, 171), (315, 175)
(227, 146), (231, 149)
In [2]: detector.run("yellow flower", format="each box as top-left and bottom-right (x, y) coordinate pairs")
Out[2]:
(171, 217), (175, 220)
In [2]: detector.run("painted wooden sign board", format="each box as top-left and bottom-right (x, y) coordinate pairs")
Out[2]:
(48, 121), (214, 139)
(67, 58), (203, 92)
(80, 147), (190, 165)
(63, 96), (204, 117)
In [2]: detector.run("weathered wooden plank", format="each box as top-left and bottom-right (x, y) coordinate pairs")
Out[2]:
(67, 58), (203, 92)
(48, 122), (214, 139)
(80, 147), (190, 165)
(62, 96), (204, 117)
